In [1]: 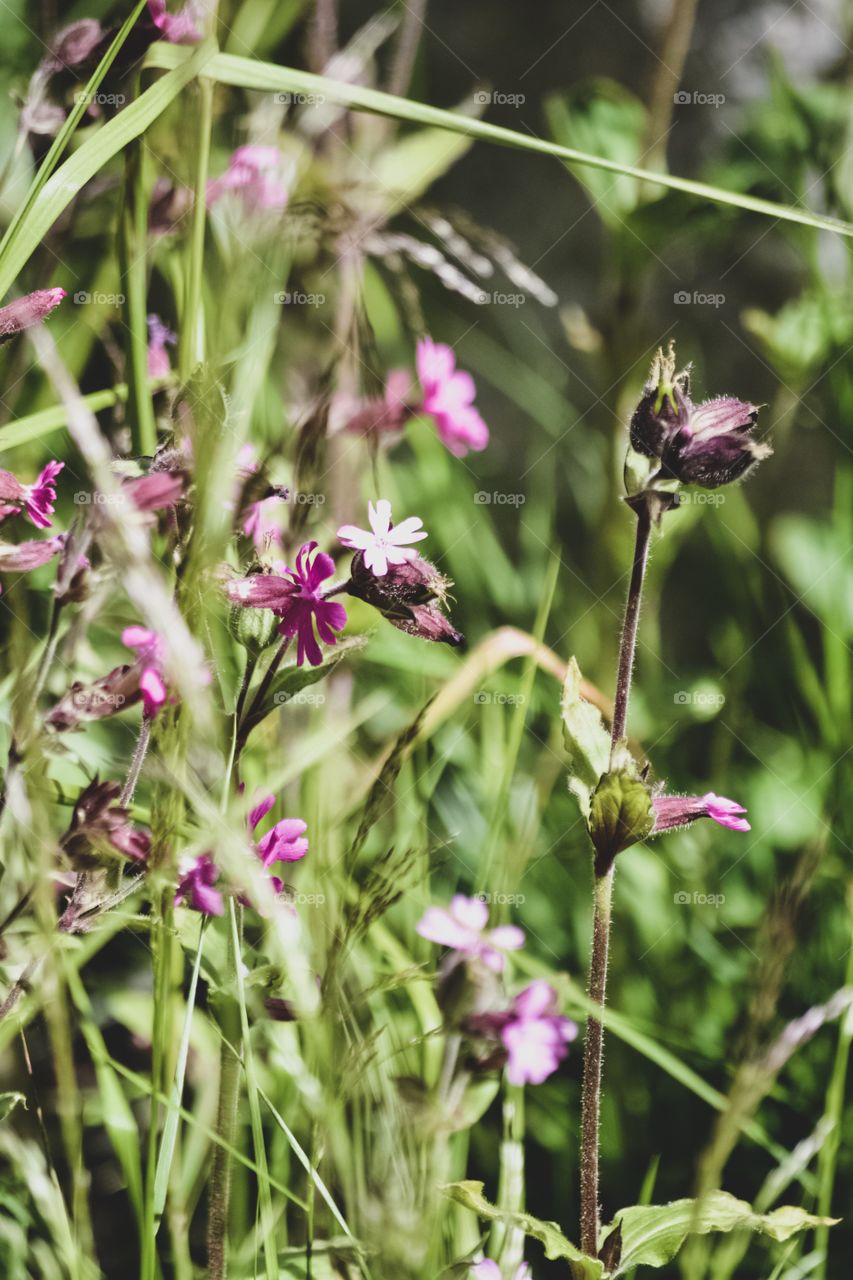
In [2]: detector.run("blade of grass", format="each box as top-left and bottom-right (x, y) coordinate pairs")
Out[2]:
(228, 900), (278, 1280)
(152, 919), (207, 1223)
(0, 39), (216, 300)
(0, 0), (149, 280)
(144, 44), (853, 239)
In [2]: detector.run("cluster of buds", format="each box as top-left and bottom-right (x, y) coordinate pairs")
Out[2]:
(60, 780), (150, 867)
(629, 341), (772, 495)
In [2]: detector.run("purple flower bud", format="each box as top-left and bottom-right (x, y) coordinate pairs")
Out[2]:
(43, 19), (105, 72)
(60, 779), (151, 867)
(0, 288), (65, 344)
(46, 665), (142, 732)
(650, 791), (750, 834)
(347, 551), (464, 647)
(630, 342), (771, 489)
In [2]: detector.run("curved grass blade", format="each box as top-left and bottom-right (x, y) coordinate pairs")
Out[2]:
(144, 44), (853, 239)
(0, 39), (216, 300)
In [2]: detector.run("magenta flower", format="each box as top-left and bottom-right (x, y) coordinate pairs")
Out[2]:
(651, 791), (750, 835)
(175, 853), (223, 916)
(121, 626), (169, 718)
(0, 287), (65, 344)
(249, 795), (309, 867)
(147, 0), (204, 44)
(207, 145), (290, 212)
(225, 541), (347, 667)
(500, 980), (578, 1086)
(147, 314), (176, 379)
(0, 460), (64, 528)
(416, 895), (524, 973)
(123, 470), (186, 513)
(416, 337), (489, 457)
(337, 499), (427, 577)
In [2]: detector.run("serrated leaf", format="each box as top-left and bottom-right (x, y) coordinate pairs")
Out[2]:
(588, 767), (653, 873)
(604, 1192), (839, 1276)
(561, 657), (611, 818)
(443, 1181), (604, 1279)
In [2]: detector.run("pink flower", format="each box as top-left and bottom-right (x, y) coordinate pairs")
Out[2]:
(651, 791), (750, 835)
(337, 499), (427, 577)
(147, 314), (176, 379)
(0, 287), (65, 344)
(0, 460), (64, 528)
(123, 470), (186, 513)
(121, 626), (169, 718)
(224, 541), (347, 667)
(147, 0), (204, 44)
(341, 369), (413, 438)
(471, 1263), (531, 1280)
(416, 337), (489, 457)
(207, 145), (290, 212)
(416, 895), (524, 973)
(175, 853), (223, 915)
(249, 795), (309, 866)
(500, 980), (578, 1086)
(243, 495), (285, 551)
(0, 535), (63, 578)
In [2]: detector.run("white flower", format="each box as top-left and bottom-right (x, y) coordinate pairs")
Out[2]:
(337, 499), (427, 577)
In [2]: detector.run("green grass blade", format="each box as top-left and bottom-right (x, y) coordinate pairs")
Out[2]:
(152, 921), (207, 1222)
(0, 0), (149, 281)
(0, 39), (216, 300)
(144, 44), (853, 238)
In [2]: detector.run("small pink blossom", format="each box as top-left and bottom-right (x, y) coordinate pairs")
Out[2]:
(416, 337), (489, 457)
(243, 495), (285, 551)
(147, 314), (176, 379)
(121, 626), (169, 718)
(249, 795), (309, 867)
(651, 791), (750, 835)
(337, 499), (427, 577)
(0, 287), (65, 343)
(224, 541), (347, 667)
(175, 853), (223, 915)
(501, 980), (577, 1086)
(416, 895), (524, 973)
(207, 145), (290, 212)
(341, 369), (413, 438)
(0, 460), (64, 528)
(471, 1262), (531, 1280)
(0, 535), (64, 577)
(147, 0), (204, 44)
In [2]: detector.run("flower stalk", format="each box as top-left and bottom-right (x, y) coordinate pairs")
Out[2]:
(579, 492), (653, 1256)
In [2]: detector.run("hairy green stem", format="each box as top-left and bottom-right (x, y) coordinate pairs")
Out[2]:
(121, 716), (152, 808)
(207, 911), (243, 1279)
(579, 499), (653, 1256)
(179, 76), (214, 380)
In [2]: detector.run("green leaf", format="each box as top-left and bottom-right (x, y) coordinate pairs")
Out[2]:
(368, 126), (474, 216)
(604, 1192), (839, 1276)
(561, 656), (611, 818)
(242, 635), (368, 735)
(588, 765), (653, 871)
(0, 39), (216, 300)
(0, 1091), (26, 1122)
(443, 1181), (604, 1279)
(545, 81), (648, 224)
(144, 44), (853, 238)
